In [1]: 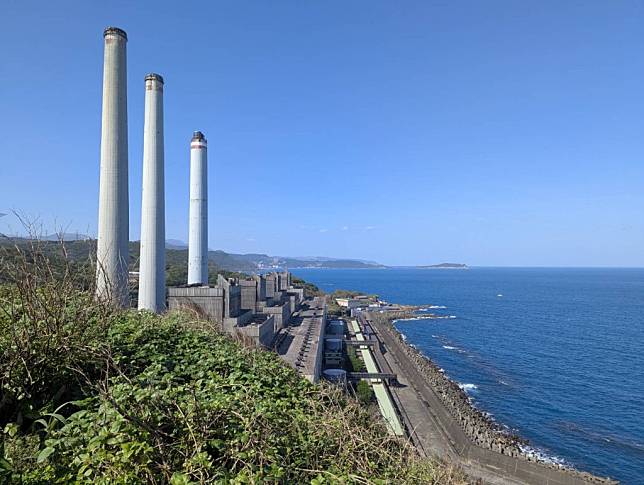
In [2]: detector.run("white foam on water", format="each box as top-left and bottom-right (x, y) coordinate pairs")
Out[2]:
(458, 383), (478, 392)
(443, 345), (457, 350)
(518, 444), (568, 468)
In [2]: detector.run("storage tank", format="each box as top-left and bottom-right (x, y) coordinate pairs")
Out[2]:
(325, 338), (343, 352)
(323, 368), (347, 384)
(326, 321), (345, 336)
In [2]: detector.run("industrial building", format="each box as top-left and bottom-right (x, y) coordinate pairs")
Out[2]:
(168, 271), (306, 349)
(93, 26), (325, 382)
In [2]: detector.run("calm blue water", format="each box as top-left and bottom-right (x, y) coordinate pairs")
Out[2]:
(292, 268), (644, 484)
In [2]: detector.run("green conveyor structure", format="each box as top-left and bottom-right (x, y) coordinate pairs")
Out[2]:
(349, 319), (405, 436)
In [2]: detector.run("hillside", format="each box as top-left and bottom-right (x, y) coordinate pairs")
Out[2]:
(0, 238), (385, 272)
(0, 266), (464, 483)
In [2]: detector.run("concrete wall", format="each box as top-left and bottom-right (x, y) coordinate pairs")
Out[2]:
(261, 303), (291, 333)
(168, 286), (223, 322)
(255, 274), (266, 302)
(287, 288), (304, 305)
(240, 279), (258, 312)
(265, 273), (278, 299)
(278, 272), (289, 291)
(223, 309), (253, 333)
(234, 315), (275, 348)
(217, 274), (241, 318)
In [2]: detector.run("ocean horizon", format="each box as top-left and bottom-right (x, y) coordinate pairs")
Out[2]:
(292, 267), (644, 484)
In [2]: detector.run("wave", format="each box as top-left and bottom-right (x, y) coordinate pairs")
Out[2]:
(394, 316), (432, 323)
(432, 335), (515, 385)
(458, 383), (478, 392)
(518, 444), (567, 467)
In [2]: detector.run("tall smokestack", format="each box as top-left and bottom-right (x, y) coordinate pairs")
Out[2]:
(96, 27), (129, 307)
(188, 131), (208, 285)
(138, 74), (165, 312)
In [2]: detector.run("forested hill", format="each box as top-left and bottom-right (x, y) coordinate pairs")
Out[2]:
(0, 238), (385, 273)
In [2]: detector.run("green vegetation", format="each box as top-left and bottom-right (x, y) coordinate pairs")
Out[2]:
(291, 276), (323, 298)
(346, 347), (366, 373)
(0, 237), (249, 289)
(355, 380), (374, 405)
(0, 240), (464, 484)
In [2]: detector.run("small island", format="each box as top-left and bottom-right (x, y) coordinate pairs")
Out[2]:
(416, 263), (469, 269)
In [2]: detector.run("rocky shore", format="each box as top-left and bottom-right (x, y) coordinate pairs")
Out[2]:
(368, 311), (618, 484)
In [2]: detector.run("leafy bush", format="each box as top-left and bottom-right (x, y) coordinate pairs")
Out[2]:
(0, 308), (464, 484)
(356, 380), (374, 405)
(0, 240), (111, 427)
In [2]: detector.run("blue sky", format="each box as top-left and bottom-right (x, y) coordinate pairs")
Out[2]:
(1, 1), (643, 266)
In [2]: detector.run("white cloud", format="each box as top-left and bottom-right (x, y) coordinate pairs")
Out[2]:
(341, 226), (349, 231)
(365, 226), (376, 231)
(319, 228), (328, 233)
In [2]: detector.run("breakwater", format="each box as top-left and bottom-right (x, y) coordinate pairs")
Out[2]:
(368, 311), (617, 484)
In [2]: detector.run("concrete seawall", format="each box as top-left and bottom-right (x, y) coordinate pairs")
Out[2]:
(364, 312), (617, 485)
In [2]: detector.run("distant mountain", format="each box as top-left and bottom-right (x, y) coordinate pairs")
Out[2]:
(0, 236), (386, 272)
(416, 263), (468, 269)
(165, 239), (188, 250)
(43, 233), (90, 241)
(277, 257), (385, 269)
(210, 252), (385, 271)
(286, 256), (382, 265)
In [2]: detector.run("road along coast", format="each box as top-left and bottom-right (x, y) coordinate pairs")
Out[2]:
(361, 311), (617, 485)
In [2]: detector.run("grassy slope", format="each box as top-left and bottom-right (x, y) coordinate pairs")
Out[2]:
(0, 292), (464, 484)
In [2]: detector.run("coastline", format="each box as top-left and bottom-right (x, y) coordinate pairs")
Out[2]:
(365, 309), (617, 484)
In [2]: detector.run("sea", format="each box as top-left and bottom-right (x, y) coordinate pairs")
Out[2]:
(291, 267), (644, 484)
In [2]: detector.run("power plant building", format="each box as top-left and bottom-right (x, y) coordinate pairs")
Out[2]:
(168, 271), (305, 348)
(90, 26), (324, 383)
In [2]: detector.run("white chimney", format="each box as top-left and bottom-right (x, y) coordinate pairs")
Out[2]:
(96, 27), (129, 307)
(138, 73), (165, 312)
(187, 131), (208, 285)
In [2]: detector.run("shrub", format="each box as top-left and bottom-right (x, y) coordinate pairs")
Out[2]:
(0, 238), (111, 427)
(0, 311), (466, 483)
(356, 380), (374, 405)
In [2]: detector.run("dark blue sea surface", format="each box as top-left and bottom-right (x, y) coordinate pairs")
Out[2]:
(292, 268), (644, 484)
